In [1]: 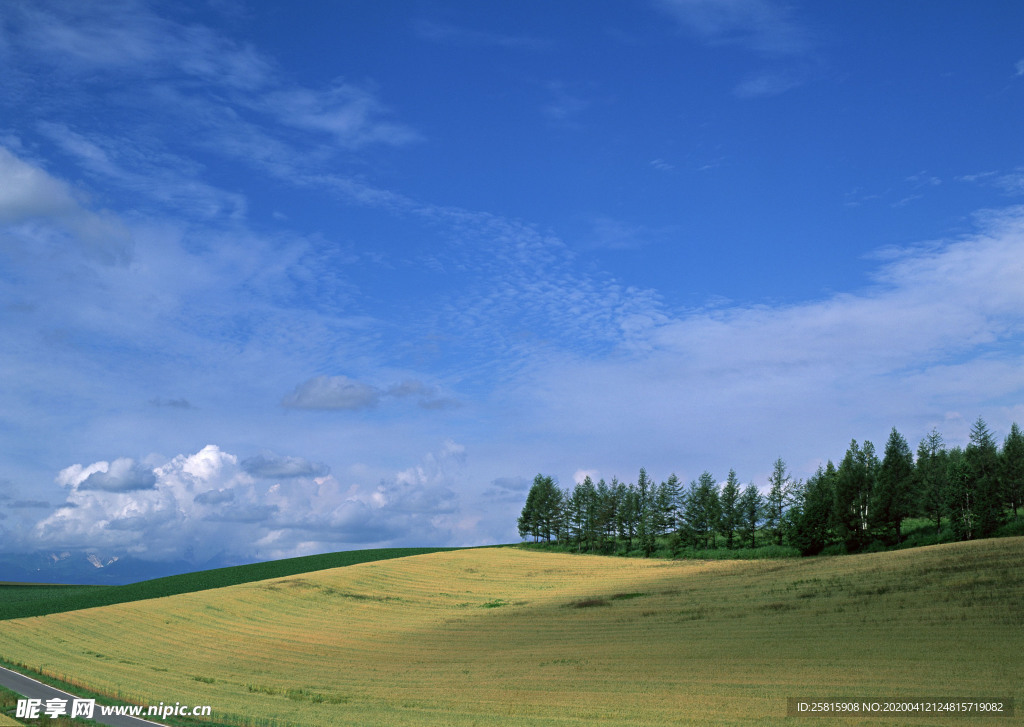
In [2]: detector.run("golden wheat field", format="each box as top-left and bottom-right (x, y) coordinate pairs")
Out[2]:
(1, 539), (1022, 726)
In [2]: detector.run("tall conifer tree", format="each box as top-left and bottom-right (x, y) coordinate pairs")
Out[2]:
(872, 427), (915, 543)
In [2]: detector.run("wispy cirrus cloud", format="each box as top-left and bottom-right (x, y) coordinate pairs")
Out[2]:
(503, 207), (1024, 482)
(655, 0), (816, 98)
(655, 0), (811, 56)
(0, 146), (133, 263)
(7, 0), (272, 89)
(733, 69), (803, 98)
(413, 18), (549, 51)
(260, 83), (421, 149)
(37, 122), (248, 220)
(3, 0), (419, 193)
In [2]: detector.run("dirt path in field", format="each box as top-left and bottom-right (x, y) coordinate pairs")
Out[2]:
(0, 666), (163, 727)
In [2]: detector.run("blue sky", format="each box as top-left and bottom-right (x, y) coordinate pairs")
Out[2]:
(1, 0), (1023, 568)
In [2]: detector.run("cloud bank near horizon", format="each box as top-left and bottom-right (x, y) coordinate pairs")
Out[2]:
(22, 442), (470, 564)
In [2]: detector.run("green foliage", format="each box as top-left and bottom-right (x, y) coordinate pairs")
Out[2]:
(788, 462), (836, 555)
(517, 417), (1024, 562)
(966, 417), (1004, 538)
(871, 427), (915, 543)
(833, 439), (876, 551)
(717, 469), (741, 549)
(518, 474), (563, 543)
(682, 472), (719, 549)
(915, 428), (947, 536)
(0, 547), (460, 621)
(737, 483), (762, 549)
(946, 446), (975, 540)
(1001, 423), (1024, 518)
(764, 458), (794, 546)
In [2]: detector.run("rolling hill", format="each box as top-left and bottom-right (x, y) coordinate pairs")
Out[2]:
(0, 539), (1021, 726)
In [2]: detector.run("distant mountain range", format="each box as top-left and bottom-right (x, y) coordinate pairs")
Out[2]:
(0, 550), (244, 585)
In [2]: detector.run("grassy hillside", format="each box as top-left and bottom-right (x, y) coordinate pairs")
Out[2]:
(0, 540), (1021, 726)
(0, 547), (459, 620)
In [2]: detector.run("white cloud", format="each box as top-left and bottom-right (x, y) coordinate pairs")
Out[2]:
(502, 207), (1024, 482)
(0, 146), (133, 263)
(29, 441), (472, 563)
(36, 122), (248, 220)
(656, 0), (811, 56)
(263, 83), (421, 149)
(542, 81), (592, 124)
(1016, 59), (1024, 77)
(734, 70), (802, 98)
(13, 1), (272, 89)
(78, 458), (157, 492)
(0, 146), (134, 264)
(573, 469), (600, 485)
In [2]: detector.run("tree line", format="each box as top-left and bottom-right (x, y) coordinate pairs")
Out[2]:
(517, 417), (1024, 556)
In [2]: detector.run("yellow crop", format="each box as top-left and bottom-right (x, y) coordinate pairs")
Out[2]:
(1, 539), (1021, 726)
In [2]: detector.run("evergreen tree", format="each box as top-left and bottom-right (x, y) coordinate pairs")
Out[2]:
(1000, 422), (1024, 520)
(598, 479), (610, 552)
(703, 473), (721, 548)
(764, 458), (792, 546)
(946, 446), (974, 540)
(518, 481), (541, 542)
(636, 468), (657, 556)
(871, 427), (915, 543)
(680, 478), (703, 548)
(737, 483), (762, 548)
(683, 472), (719, 548)
(596, 478), (617, 546)
(789, 462), (836, 555)
(834, 440), (876, 551)
(915, 429), (947, 536)
(566, 476), (600, 552)
(718, 469), (741, 549)
(615, 479), (639, 551)
(966, 417), (1003, 538)
(654, 474), (683, 534)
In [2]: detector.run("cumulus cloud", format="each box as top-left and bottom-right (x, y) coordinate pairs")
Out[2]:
(28, 442), (470, 563)
(79, 468), (156, 493)
(58, 458), (156, 492)
(573, 469), (600, 485)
